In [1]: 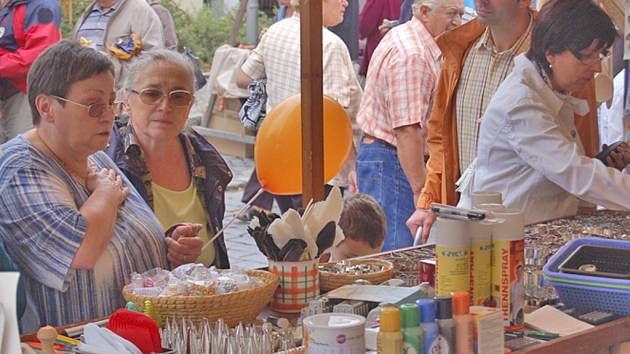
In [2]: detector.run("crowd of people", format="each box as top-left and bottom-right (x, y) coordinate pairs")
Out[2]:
(0, 0), (629, 332)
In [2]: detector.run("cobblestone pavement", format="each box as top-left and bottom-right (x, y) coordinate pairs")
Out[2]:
(221, 156), (269, 269)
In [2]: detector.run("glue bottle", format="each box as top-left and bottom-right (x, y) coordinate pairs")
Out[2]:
(417, 299), (440, 354)
(452, 292), (473, 354)
(400, 303), (424, 354)
(378, 305), (403, 354)
(435, 218), (470, 297)
(469, 220), (492, 306)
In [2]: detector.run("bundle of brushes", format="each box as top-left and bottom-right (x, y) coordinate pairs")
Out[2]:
(160, 317), (297, 354)
(248, 187), (346, 261)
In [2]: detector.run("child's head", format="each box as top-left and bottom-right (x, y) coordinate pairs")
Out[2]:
(332, 193), (386, 260)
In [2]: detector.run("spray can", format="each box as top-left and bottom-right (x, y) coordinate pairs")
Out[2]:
(469, 221), (492, 306)
(435, 218), (470, 297)
(435, 296), (456, 354)
(400, 303), (424, 354)
(485, 207), (525, 325)
(452, 292), (473, 354)
(418, 299), (440, 354)
(377, 305), (403, 354)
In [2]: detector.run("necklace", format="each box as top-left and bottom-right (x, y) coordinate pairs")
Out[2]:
(35, 131), (89, 182)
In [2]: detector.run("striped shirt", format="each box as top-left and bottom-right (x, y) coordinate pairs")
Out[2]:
(75, 0), (123, 51)
(455, 14), (533, 171)
(0, 136), (168, 329)
(357, 17), (441, 146)
(241, 15), (362, 118)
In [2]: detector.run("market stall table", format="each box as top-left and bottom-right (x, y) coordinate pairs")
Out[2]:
(19, 211), (630, 353)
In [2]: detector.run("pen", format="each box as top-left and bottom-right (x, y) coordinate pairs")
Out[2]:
(430, 203), (486, 221)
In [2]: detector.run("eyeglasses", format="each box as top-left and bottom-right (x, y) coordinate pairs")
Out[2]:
(52, 95), (117, 118)
(573, 49), (609, 67)
(129, 88), (193, 107)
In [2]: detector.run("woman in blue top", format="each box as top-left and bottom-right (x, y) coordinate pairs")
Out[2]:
(0, 40), (202, 330)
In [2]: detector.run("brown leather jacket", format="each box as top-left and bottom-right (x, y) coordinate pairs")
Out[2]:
(417, 18), (600, 209)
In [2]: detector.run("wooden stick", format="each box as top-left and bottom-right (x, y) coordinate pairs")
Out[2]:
(228, 0), (249, 47)
(202, 187), (265, 252)
(303, 198), (314, 215)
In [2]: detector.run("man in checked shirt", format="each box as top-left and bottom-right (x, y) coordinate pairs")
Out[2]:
(356, 0), (463, 251)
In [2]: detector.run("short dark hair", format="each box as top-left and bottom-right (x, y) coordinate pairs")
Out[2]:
(27, 40), (114, 125)
(338, 193), (386, 248)
(526, 0), (617, 77)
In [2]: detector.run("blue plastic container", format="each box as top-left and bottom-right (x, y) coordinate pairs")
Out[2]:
(543, 237), (630, 315)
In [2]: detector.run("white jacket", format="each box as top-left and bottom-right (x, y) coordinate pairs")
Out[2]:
(464, 54), (630, 224)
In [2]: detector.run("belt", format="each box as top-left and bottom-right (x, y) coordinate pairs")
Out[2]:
(362, 134), (430, 162)
(362, 134), (396, 149)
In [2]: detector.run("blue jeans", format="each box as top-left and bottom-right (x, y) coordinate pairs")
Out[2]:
(356, 139), (415, 251)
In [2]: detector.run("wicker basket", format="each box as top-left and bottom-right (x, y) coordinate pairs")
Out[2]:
(122, 269), (279, 327)
(319, 259), (394, 293)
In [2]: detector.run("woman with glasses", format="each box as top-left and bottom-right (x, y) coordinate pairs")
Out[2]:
(106, 50), (232, 269)
(0, 41), (203, 330)
(458, 0), (630, 224)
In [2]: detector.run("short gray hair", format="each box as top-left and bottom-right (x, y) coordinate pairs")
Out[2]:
(27, 40), (114, 125)
(412, 0), (438, 16)
(124, 49), (196, 92)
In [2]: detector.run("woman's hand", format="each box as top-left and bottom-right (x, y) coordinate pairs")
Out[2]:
(86, 167), (129, 206)
(605, 143), (630, 171)
(166, 223), (203, 267)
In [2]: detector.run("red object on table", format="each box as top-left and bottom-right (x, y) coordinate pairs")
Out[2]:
(419, 258), (436, 286)
(106, 309), (162, 354)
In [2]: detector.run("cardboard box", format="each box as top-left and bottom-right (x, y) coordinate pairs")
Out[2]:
(470, 306), (504, 354)
(206, 97), (255, 158)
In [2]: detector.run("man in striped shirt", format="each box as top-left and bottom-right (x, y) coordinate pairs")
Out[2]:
(356, 0), (463, 251)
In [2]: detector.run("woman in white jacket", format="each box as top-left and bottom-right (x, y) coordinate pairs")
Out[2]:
(464, 0), (630, 224)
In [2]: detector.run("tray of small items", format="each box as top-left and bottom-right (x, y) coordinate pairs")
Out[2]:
(122, 264), (279, 326)
(318, 259), (394, 292)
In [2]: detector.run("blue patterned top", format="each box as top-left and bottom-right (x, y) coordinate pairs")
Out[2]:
(0, 136), (168, 329)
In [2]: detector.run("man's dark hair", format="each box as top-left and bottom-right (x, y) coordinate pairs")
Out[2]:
(27, 40), (114, 125)
(338, 193), (386, 248)
(526, 0), (617, 77)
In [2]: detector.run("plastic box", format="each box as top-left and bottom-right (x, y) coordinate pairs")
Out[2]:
(543, 237), (630, 316)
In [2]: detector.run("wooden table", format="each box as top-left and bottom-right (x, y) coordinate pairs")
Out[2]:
(514, 317), (630, 354)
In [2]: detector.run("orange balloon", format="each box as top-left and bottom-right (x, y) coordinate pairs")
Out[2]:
(255, 95), (352, 195)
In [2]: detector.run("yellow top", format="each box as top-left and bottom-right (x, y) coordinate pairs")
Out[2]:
(152, 181), (215, 266)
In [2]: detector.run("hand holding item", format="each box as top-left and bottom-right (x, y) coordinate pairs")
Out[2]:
(378, 19), (394, 34)
(166, 223), (203, 266)
(604, 142), (630, 171)
(86, 167), (129, 206)
(406, 209), (436, 243)
(597, 141), (630, 171)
